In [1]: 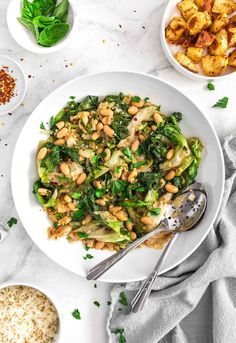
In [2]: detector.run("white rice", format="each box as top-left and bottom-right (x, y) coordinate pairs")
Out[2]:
(0, 285), (59, 343)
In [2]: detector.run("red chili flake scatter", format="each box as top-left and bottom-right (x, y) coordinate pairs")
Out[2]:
(0, 66), (16, 105)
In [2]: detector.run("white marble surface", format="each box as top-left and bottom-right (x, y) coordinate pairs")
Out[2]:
(0, 0), (236, 342)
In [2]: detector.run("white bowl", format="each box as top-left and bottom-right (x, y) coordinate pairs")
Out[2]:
(0, 281), (63, 342)
(7, 0), (78, 54)
(0, 55), (27, 116)
(11, 71), (224, 283)
(160, 0), (236, 81)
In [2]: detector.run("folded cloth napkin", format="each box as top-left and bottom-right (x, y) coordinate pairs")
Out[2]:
(107, 134), (236, 343)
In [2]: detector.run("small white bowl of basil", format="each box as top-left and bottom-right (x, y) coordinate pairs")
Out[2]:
(7, 0), (77, 54)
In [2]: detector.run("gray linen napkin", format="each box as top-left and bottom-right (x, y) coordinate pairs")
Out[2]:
(107, 134), (236, 343)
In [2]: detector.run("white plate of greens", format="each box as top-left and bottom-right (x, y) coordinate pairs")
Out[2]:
(7, 0), (78, 54)
(11, 71), (224, 283)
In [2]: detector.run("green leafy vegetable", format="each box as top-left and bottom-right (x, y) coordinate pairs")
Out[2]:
(18, 0), (70, 47)
(38, 22), (69, 47)
(213, 97), (228, 108)
(119, 292), (128, 306)
(131, 96), (141, 103)
(71, 191), (81, 199)
(149, 208), (161, 215)
(7, 217), (17, 228)
(77, 232), (88, 238)
(207, 82), (215, 91)
(123, 147), (132, 159)
(72, 309), (81, 320)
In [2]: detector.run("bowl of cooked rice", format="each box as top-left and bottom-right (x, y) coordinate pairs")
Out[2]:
(0, 281), (62, 343)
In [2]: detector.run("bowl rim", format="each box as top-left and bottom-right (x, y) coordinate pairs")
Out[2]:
(0, 54), (27, 116)
(7, 0), (78, 54)
(160, 0), (235, 81)
(0, 280), (62, 342)
(10, 70), (225, 283)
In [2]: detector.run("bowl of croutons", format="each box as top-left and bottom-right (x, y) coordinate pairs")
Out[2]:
(161, 0), (236, 80)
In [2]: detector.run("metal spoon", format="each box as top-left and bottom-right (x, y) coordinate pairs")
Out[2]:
(131, 184), (207, 312)
(0, 222), (9, 243)
(86, 183), (207, 281)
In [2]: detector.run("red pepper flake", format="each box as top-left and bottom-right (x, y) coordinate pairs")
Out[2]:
(0, 66), (16, 105)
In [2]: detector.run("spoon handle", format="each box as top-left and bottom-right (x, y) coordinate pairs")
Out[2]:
(0, 222), (9, 243)
(86, 222), (169, 280)
(131, 232), (179, 313)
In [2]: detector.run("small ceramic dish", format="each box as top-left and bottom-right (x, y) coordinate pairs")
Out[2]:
(0, 55), (27, 116)
(0, 281), (63, 342)
(160, 0), (236, 81)
(7, 0), (78, 54)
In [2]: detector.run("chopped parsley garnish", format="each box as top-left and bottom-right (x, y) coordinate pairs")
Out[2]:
(83, 253), (94, 260)
(93, 301), (100, 307)
(85, 245), (90, 251)
(114, 165), (121, 174)
(207, 82), (215, 91)
(132, 161), (147, 169)
(69, 96), (76, 100)
(7, 217), (17, 228)
(149, 208), (161, 215)
(213, 97), (228, 108)
(111, 328), (126, 343)
(72, 309), (81, 320)
(144, 97), (149, 102)
(111, 180), (128, 195)
(119, 291), (128, 306)
(40, 122), (46, 130)
(131, 95), (141, 103)
(77, 232), (88, 238)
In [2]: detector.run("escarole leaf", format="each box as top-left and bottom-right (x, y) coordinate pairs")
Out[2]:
(183, 138), (203, 186)
(78, 96), (99, 111)
(87, 228), (130, 243)
(33, 180), (57, 208)
(94, 211), (123, 233)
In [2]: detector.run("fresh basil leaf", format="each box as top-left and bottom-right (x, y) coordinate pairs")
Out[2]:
(54, 0), (69, 20)
(7, 217), (17, 228)
(119, 291), (128, 306)
(207, 82), (215, 91)
(38, 22), (69, 47)
(131, 96), (141, 103)
(83, 253), (94, 260)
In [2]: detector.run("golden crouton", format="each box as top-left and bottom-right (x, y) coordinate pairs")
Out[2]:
(195, 30), (215, 47)
(228, 49), (236, 67)
(201, 55), (228, 75)
(186, 47), (204, 63)
(209, 29), (228, 55)
(195, 0), (213, 11)
(165, 16), (187, 44)
(210, 13), (229, 33)
(212, 0), (236, 14)
(228, 31), (236, 48)
(187, 11), (212, 35)
(175, 51), (199, 72)
(177, 0), (198, 21)
(228, 15), (236, 33)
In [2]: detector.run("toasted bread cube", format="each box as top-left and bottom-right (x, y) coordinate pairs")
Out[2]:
(201, 55), (228, 75)
(175, 51), (199, 72)
(186, 47), (204, 63)
(228, 49), (236, 66)
(177, 0), (198, 20)
(209, 28), (228, 55)
(228, 31), (236, 47)
(212, 0), (236, 14)
(210, 13), (229, 33)
(195, 0), (213, 11)
(228, 15), (236, 33)
(195, 30), (215, 47)
(165, 16), (187, 44)
(187, 11), (212, 35)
